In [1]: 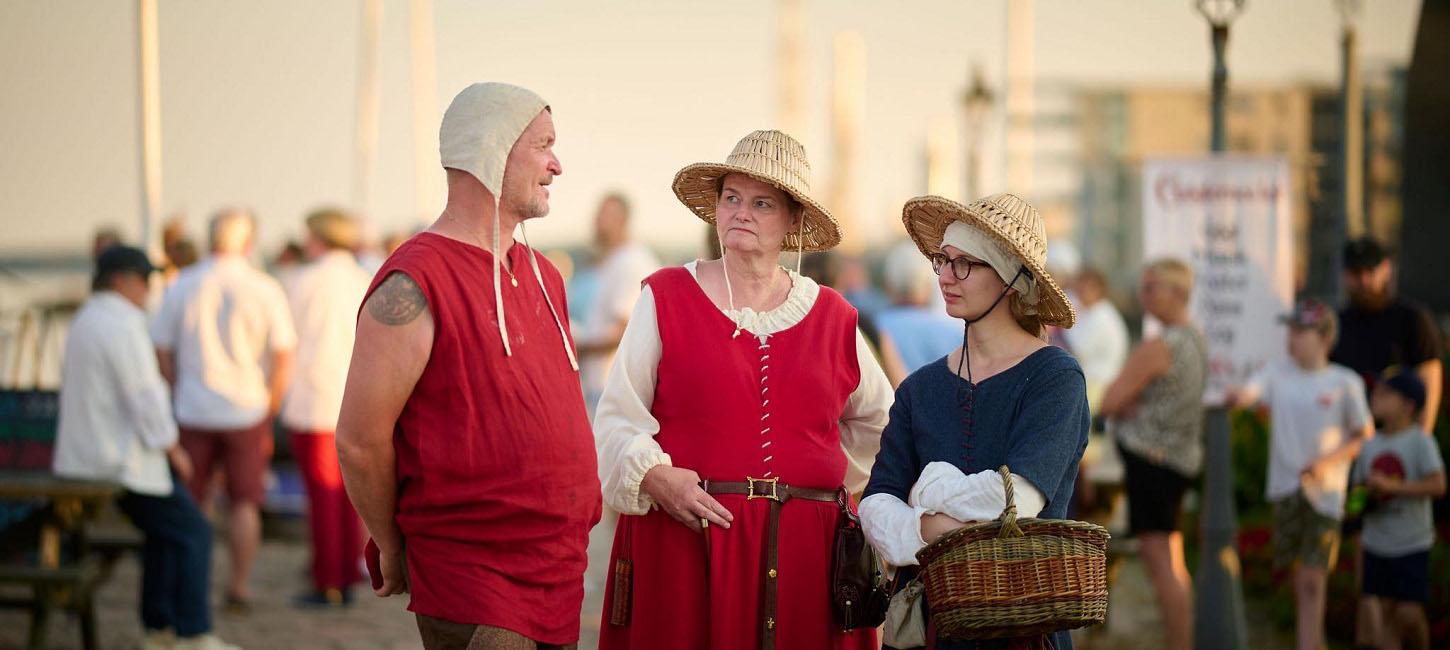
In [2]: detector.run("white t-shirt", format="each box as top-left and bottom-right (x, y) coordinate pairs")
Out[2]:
(280, 251), (371, 432)
(577, 243), (660, 398)
(151, 255), (297, 430)
(1062, 298), (1129, 410)
(1242, 360), (1371, 519)
(54, 293), (178, 496)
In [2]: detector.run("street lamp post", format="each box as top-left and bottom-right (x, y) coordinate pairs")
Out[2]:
(961, 66), (995, 201)
(1308, 0), (1362, 305)
(1195, 2), (1249, 649)
(1204, 1), (1236, 152)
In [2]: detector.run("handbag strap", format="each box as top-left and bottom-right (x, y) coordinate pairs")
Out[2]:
(836, 487), (860, 524)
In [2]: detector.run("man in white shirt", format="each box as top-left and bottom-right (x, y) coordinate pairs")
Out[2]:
(1062, 268), (1130, 516)
(574, 193), (660, 413)
(1063, 267), (1130, 409)
(54, 245), (237, 650)
(280, 208), (372, 607)
(570, 193), (660, 609)
(152, 208), (297, 610)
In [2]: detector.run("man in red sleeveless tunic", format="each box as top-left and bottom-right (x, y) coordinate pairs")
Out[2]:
(337, 82), (601, 650)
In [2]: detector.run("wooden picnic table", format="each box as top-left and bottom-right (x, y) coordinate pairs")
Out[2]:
(0, 472), (121, 568)
(0, 471), (124, 649)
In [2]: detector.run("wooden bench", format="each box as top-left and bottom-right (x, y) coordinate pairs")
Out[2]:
(0, 556), (105, 649)
(0, 474), (126, 650)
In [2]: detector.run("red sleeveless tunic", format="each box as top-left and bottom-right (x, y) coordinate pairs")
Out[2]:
(599, 267), (876, 649)
(367, 232), (601, 644)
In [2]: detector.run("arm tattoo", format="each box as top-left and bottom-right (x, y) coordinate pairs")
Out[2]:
(367, 272), (428, 326)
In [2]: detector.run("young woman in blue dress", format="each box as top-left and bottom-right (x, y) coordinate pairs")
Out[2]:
(861, 193), (1091, 650)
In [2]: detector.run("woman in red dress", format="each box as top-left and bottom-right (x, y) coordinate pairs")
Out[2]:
(595, 130), (892, 649)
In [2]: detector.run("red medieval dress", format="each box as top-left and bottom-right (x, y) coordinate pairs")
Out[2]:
(599, 266), (880, 650)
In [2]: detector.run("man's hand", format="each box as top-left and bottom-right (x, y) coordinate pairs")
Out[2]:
(166, 445), (194, 484)
(640, 466), (733, 531)
(375, 546), (409, 597)
(267, 349), (294, 418)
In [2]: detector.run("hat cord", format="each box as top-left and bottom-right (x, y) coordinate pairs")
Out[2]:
(796, 217), (804, 274)
(718, 218), (801, 341)
(717, 230), (743, 339)
(955, 266), (1027, 386)
(519, 222), (580, 371)
(493, 199), (512, 357)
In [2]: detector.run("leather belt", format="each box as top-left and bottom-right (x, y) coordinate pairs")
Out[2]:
(702, 477), (841, 650)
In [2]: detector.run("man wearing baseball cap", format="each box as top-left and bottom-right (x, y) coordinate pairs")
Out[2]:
(1331, 237), (1442, 433)
(54, 245), (237, 650)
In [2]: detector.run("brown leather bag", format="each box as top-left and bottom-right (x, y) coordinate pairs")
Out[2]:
(831, 489), (891, 630)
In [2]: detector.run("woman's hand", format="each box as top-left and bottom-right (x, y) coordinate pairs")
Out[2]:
(641, 465), (733, 531)
(920, 512), (970, 545)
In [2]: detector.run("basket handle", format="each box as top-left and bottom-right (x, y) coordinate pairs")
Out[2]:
(996, 465), (1023, 539)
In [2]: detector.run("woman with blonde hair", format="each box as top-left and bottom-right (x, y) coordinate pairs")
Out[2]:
(1100, 258), (1207, 650)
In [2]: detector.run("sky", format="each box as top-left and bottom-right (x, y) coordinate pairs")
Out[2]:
(0, 0), (1424, 257)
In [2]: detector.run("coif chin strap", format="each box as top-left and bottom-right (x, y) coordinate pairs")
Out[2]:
(955, 266), (1030, 384)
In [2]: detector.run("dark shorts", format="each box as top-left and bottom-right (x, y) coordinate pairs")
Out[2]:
(1119, 443), (1193, 536)
(179, 419), (273, 506)
(1362, 549), (1430, 604)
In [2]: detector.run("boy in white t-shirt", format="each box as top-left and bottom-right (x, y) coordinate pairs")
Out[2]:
(1228, 299), (1374, 650)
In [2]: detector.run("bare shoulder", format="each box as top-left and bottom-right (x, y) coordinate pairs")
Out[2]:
(1134, 338), (1173, 371)
(365, 271), (429, 326)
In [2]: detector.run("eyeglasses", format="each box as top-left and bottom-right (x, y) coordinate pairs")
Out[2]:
(929, 253), (993, 281)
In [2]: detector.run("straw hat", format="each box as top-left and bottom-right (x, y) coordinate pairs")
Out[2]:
(902, 193), (1076, 328)
(672, 130), (841, 252)
(305, 207), (360, 251)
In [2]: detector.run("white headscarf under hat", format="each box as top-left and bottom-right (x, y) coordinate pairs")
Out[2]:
(439, 82), (576, 370)
(941, 221), (1041, 313)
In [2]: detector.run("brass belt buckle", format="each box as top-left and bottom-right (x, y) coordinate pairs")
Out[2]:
(746, 476), (781, 502)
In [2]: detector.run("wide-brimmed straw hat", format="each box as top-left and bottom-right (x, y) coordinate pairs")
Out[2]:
(305, 207), (360, 251)
(902, 193), (1076, 328)
(672, 130), (841, 252)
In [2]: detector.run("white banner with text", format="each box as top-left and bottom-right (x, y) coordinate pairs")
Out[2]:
(1142, 156), (1294, 405)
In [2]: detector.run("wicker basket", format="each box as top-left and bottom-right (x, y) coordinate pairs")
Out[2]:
(914, 466), (1109, 640)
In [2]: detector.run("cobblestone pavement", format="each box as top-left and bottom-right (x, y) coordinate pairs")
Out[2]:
(0, 531), (1291, 650)
(1073, 555), (1295, 650)
(0, 538), (427, 650)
